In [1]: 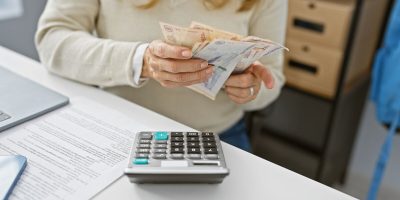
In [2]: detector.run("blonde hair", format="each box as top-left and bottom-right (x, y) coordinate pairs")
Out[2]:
(135, 0), (259, 12)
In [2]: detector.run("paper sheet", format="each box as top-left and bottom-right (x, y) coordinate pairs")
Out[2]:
(0, 98), (150, 200)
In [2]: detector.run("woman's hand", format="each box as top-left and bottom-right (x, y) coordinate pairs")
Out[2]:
(225, 61), (274, 104)
(142, 40), (213, 88)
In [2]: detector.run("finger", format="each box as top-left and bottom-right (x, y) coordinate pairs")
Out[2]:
(149, 40), (192, 59)
(160, 78), (210, 88)
(225, 86), (250, 98)
(157, 58), (209, 73)
(225, 83), (260, 98)
(225, 72), (257, 88)
(154, 66), (214, 83)
(250, 64), (275, 89)
(227, 93), (255, 104)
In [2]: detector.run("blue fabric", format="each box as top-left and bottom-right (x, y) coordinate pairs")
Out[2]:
(369, 1), (400, 199)
(367, 114), (399, 200)
(219, 118), (252, 152)
(371, 0), (400, 123)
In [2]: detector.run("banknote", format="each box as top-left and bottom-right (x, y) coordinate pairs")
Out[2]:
(188, 40), (254, 99)
(160, 22), (210, 47)
(190, 21), (243, 41)
(190, 39), (285, 100)
(234, 38), (287, 72)
(159, 22), (287, 100)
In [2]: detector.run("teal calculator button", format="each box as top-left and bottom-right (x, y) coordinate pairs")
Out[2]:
(133, 158), (148, 165)
(154, 132), (169, 140)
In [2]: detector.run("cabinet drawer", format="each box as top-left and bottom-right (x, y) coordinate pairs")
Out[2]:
(254, 87), (332, 150)
(284, 39), (343, 99)
(252, 131), (320, 179)
(287, 0), (355, 50)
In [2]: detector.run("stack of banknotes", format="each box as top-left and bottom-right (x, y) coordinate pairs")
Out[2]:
(160, 21), (288, 100)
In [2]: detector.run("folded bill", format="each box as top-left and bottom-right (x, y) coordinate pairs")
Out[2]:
(160, 21), (288, 100)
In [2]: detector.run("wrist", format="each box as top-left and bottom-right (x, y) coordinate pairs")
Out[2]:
(141, 48), (152, 78)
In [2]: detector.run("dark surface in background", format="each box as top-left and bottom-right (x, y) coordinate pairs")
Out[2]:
(0, 0), (47, 61)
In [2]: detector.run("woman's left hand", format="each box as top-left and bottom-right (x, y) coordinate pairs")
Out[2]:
(224, 61), (275, 104)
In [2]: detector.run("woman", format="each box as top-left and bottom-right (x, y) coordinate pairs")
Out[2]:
(35, 0), (287, 152)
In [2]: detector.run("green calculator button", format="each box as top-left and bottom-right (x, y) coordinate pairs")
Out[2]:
(154, 132), (169, 140)
(133, 158), (148, 165)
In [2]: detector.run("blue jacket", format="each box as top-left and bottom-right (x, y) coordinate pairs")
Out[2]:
(369, 1), (400, 199)
(371, 0), (400, 124)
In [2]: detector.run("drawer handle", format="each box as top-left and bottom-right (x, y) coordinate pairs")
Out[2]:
(288, 59), (317, 74)
(293, 18), (324, 33)
(308, 2), (316, 9)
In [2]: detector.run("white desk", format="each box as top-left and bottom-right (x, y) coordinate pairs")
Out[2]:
(0, 46), (357, 200)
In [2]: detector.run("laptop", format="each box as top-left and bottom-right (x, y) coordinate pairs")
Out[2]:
(0, 66), (69, 132)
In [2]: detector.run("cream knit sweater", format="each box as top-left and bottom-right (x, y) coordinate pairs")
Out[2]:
(35, 0), (287, 133)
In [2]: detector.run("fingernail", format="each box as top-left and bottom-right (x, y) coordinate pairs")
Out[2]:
(268, 81), (274, 89)
(265, 80), (273, 89)
(206, 67), (214, 74)
(182, 50), (192, 57)
(201, 62), (208, 68)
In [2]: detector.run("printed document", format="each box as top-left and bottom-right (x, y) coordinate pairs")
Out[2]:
(0, 98), (150, 200)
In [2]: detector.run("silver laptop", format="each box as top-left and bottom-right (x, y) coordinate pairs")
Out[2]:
(0, 66), (69, 132)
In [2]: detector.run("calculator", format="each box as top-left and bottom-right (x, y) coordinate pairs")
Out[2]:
(124, 131), (229, 183)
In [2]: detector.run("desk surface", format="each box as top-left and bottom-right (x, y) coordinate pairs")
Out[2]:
(0, 46), (357, 200)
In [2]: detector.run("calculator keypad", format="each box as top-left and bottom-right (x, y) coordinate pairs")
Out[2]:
(131, 131), (221, 166)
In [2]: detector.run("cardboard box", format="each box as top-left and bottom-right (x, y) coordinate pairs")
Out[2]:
(287, 0), (355, 50)
(284, 39), (344, 99)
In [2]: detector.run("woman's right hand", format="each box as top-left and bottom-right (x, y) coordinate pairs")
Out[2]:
(141, 40), (214, 88)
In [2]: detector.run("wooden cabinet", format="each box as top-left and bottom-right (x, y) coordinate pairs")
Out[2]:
(287, 0), (354, 50)
(284, 0), (389, 99)
(284, 39), (344, 98)
(249, 0), (392, 186)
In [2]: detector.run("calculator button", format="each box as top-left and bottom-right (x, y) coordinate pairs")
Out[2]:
(171, 147), (184, 153)
(135, 153), (149, 159)
(171, 132), (184, 137)
(204, 148), (218, 154)
(170, 154), (184, 159)
(205, 154), (219, 160)
(153, 154), (167, 159)
(171, 137), (184, 142)
(188, 154), (201, 159)
(154, 144), (167, 149)
(138, 144), (151, 149)
(137, 149), (150, 153)
(202, 132), (214, 137)
(154, 132), (169, 140)
(171, 142), (184, 147)
(154, 149), (167, 154)
(133, 158), (148, 165)
(203, 142), (216, 148)
(155, 140), (168, 144)
(139, 132), (152, 140)
(139, 139), (151, 144)
(187, 148), (201, 154)
(187, 142), (200, 148)
(187, 132), (199, 137)
(203, 137), (215, 142)
(187, 137), (199, 142)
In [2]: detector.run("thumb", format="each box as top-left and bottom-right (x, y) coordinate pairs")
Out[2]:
(250, 63), (275, 89)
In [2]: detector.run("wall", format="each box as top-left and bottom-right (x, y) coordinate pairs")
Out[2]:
(0, 0), (47, 61)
